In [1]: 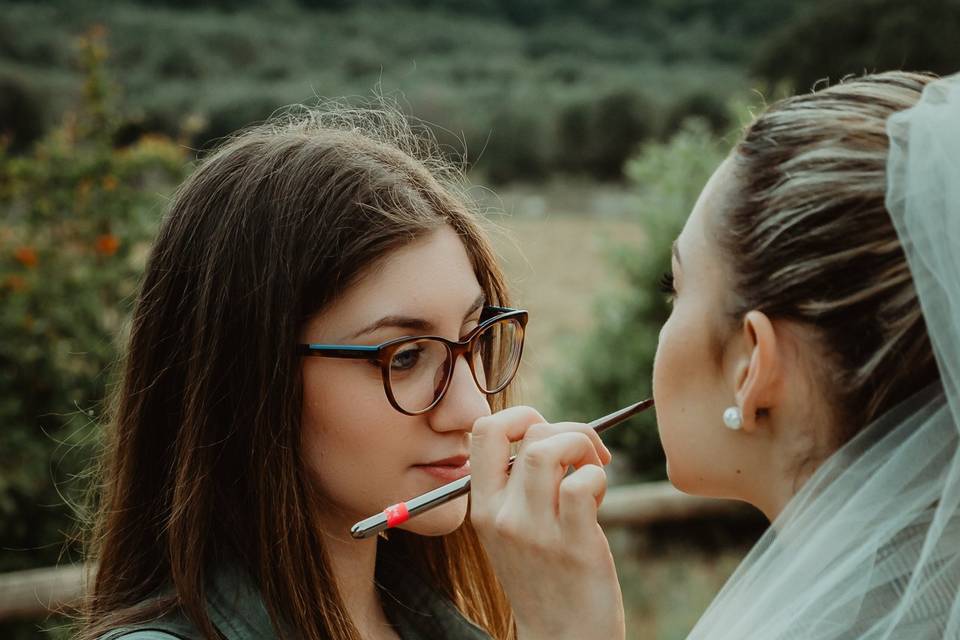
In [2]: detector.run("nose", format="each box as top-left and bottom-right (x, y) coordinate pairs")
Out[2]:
(427, 353), (490, 432)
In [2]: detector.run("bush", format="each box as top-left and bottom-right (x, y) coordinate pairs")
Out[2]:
(0, 29), (187, 581)
(0, 70), (47, 152)
(555, 90), (658, 180)
(0, 2), (755, 184)
(663, 89), (731, 136)
(484, 99), (552, 183)
(589, 90), (657, 180)
(547, 119), (726, 479)
(752, 0), (960, 92)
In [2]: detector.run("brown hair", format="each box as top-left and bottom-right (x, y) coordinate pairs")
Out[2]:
(723, 71), (941, 444)
(80, 107), (514, 639)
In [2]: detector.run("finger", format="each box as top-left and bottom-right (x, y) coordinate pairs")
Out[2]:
(559, 463), (607, 542)
(508, 432), (603, 528)
(518, 420), (612, 465)
(470, 406), (546, 509)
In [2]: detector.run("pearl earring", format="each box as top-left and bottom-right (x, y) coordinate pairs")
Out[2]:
(722, 406), (743, 430)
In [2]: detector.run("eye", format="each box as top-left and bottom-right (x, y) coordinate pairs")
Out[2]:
(658, 271), (676, 299)
(390, 344), (423, 371)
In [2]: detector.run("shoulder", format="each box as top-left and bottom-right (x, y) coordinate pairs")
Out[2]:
(96, 615), (200, 640)
(99, 632), (192, 640)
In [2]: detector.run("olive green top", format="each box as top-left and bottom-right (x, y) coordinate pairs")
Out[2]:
(99, 551), (493, 640)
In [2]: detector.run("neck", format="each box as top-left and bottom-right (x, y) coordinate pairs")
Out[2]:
(320, 517), (398, 639)
(744, 411), (836, 523)
(748, 469), (799, 523)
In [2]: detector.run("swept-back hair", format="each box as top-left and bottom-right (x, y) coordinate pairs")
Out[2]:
(724, 72), (940, 444)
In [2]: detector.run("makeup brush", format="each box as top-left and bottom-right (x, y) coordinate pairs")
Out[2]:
(350, 398), (654, 539)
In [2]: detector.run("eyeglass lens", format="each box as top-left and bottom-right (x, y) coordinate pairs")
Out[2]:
(387, 317), (523, 413)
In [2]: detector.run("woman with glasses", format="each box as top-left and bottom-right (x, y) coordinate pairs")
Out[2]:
(77, 107), (589, 640)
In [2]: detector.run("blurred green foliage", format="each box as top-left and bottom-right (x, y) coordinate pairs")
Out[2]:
(752, 0), (960, 92)
(2, 1), (951, 185)
(0, 1), (772, 182)
(548, 120), (726, 479)
(0, 26), (187, 580)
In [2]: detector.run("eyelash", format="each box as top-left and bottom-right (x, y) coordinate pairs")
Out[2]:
(658, 272), (676, 297)
(364, 317), (483, 368)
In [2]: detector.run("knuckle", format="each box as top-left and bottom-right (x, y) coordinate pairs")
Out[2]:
(517, 405), (545, 424)
(522, 442), (547, 471)
(581, 425), (603, 444)
(555, 420), (589, 434)
(525, 421), (551, 440)
(492, 511), (522, 540)
(585, 463), (607, 484)
(472, 414), (496, 436)
(559, 478), (590, 500)
(561, 466), (606, 497)
(571, 431), (594, 451)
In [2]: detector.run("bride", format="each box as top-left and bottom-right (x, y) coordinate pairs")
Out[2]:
(469, 70), (960, 639)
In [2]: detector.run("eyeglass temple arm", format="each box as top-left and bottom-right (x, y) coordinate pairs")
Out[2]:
(299, 307), (524, 356)
(297, 344), (380, 358)
(481, 305), (520, 320)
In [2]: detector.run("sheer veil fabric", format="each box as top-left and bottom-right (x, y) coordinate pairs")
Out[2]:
(686, 73), (960, 640)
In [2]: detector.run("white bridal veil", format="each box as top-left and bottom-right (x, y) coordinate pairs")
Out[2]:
(686, 73), (960, 640)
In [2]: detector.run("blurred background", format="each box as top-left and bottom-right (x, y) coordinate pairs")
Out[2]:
(1, 0), (957, 637)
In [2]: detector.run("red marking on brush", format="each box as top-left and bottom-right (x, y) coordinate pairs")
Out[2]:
(385, 502), (409, 528)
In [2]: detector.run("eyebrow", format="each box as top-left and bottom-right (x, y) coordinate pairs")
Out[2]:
(348, 293), (487, 340)
(672, 240), (682, 267)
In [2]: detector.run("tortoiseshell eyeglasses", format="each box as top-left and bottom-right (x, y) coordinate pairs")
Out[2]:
(298, 306), (527, 415)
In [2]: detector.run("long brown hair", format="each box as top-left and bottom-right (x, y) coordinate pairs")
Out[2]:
(723, 71), (940, 445)
(80, 107), (515, 639)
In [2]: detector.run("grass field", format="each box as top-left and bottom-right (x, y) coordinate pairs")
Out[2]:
(485, 182), (645, 413)
(488, 184), (748, 639)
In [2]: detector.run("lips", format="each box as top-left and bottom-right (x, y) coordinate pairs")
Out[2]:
(414, 455), (470, 482)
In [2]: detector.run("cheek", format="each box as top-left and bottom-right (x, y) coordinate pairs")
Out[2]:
(298, 363), (469, 536)
(653, 314), (685, 412)
(653, 302), (722, 412)
(652, 309), (721, 489)
(300, 363), (402, 515)
(653, 316), (683, 447)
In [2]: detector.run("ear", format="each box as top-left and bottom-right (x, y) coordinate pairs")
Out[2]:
(731, 310), (781, 432)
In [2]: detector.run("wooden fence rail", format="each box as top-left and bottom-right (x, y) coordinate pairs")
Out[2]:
(0, 482), (750, 622)
(0, 563), (89, 622)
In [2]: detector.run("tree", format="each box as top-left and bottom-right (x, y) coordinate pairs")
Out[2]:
(753, 0), (960, 92)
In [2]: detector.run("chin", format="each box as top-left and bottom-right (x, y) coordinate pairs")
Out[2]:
(665, 459), (699, 496)
(400, 495), (468, 536)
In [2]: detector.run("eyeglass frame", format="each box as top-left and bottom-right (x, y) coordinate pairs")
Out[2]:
(297, 306), (528, 416)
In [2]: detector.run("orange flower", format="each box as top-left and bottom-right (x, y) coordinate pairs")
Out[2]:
(95, 234), (120, 256)
(5, 275), (27, 292)
(14, 246), (37, 268)
(102, 175), (118, 191)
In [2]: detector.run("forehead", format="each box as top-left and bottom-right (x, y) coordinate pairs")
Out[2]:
(308, 225), (482, 334)
(677, 155), (737, 261)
